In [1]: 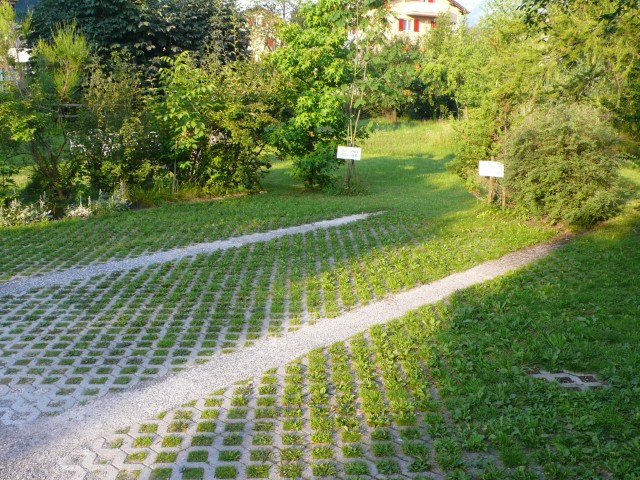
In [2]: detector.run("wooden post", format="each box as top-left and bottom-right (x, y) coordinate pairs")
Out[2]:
(487, 176), (495, 204)
(501, 186), (507, 209)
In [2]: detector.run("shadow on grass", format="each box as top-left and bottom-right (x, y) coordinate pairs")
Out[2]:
(427, 210), (640, 477)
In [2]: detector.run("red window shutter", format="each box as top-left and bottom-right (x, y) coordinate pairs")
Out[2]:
(399, 19), (403, 31)
(414, 19), (419, 32)
(431, 19), (437, 29)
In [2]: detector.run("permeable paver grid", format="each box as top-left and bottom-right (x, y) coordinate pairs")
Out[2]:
(0, 240), (559, 480)
(0, 213), (507, 426)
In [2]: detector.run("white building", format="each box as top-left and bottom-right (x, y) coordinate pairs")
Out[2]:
(390, 0), (469, 36)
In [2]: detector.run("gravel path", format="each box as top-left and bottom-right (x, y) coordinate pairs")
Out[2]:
(0, 213), (379, 296)
(0, 240), (559, 480)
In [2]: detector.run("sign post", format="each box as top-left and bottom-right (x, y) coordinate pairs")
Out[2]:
(478, 159), (505, 207)
(337, 146), (362, 161)
(337, 146), (362, 189)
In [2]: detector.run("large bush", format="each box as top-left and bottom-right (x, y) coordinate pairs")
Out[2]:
(501, 104), (620, 226)
(151, 53), (288, 194)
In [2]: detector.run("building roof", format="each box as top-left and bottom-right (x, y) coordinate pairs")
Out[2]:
(448, 0), (470, 15)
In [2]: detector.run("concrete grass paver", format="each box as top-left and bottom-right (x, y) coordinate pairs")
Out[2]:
(0, 213), (379, 295)
(0, 240), (559, 480)
(0, 214), (528, 424)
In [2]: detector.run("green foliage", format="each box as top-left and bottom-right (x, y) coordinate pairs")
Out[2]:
(271, 0), (387, 190)
(71, 55), (162, 191)
(25, 23), (90, 200)
(152, 53), (284, 194)
(30, 0), (248, 66)
(501, 104), (620, 226)
(452, 0), (638, 225)
(287, 142), (342, 190)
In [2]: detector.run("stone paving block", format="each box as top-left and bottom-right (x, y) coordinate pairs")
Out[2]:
(530, 370), (608, 390)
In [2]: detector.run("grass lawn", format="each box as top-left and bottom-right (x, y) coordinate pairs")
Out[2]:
(102, 205), (640, 479)
(0, 121), (554, 280)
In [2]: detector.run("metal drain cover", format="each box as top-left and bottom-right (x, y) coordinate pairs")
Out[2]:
(531, 370), (608, 390)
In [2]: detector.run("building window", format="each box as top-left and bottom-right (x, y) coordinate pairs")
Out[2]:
(430, 19), (437, 29)
(398, 18), (412, 31)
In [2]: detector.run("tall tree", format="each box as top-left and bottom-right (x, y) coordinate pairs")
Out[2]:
(30, 0), (248, 66)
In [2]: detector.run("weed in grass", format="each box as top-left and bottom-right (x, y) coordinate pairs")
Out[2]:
(250, 449), (271, 461)
(222, 433), (243, 446)
(253, 421), (273, 431)
(311, 431), (332, 444)
(168, 421), (189, 432)
(196, 421), (215, 432)
(161, 436), (182, 448)
(116, 470), (141, 480)
(125, 451), (148, 463)
(344, 461), (369, 475)
(370, 428), (390, 441)
(311, 446), (333, 459)
(372, 442), (394, 457)
(133, 436), (154, 448)
(149, 468), (173, 480)
(311, 462), (337, 477)
(225, 422), (245, 432)
(106, 438), (124, 449)
(218, 450), (241, 461)
(375, 459), (400, 475)
(183, 467), (205, 479)
(280, 447), (303, 461)
(342, 445), (364, 458)
(139, 424), (158, 434)
(279, 462), (303, 478)
(282, 433), (303, 445)
(191, 435), (213, 446)
(283, 419), (303, 430)
(200, 409), (219, 419)
(252, 434), (272, 445)
(155, 452), (178, 463)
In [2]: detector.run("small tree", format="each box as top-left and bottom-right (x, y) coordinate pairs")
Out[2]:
(26, 23), (90, 200)
(0, 2), (31, 202)
(271, 0), (387, 190)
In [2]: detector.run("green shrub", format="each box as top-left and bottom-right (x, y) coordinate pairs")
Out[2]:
(289, 141), (343, 190)
(501, 104), (620, 226)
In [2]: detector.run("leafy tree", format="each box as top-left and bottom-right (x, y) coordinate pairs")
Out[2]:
(30, 0), (248, 66)
(366, 37), (425, 120)
(27, 23), (91, 200)
(71, 55), (162, 192)
(0, 2), (31, 201)
(151, 53), (289, 194)
(271, 0), (387, 189)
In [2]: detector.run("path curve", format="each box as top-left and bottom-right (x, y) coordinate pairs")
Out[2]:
(0, 239), (562, 480)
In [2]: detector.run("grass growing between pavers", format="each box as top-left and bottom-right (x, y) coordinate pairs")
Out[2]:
(83, 208), (640, 479)
(0, 122), (559, 420)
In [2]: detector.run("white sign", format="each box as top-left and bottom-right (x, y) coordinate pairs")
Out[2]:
(478, 160), (504, 178)
(337, 146), (362, 161)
